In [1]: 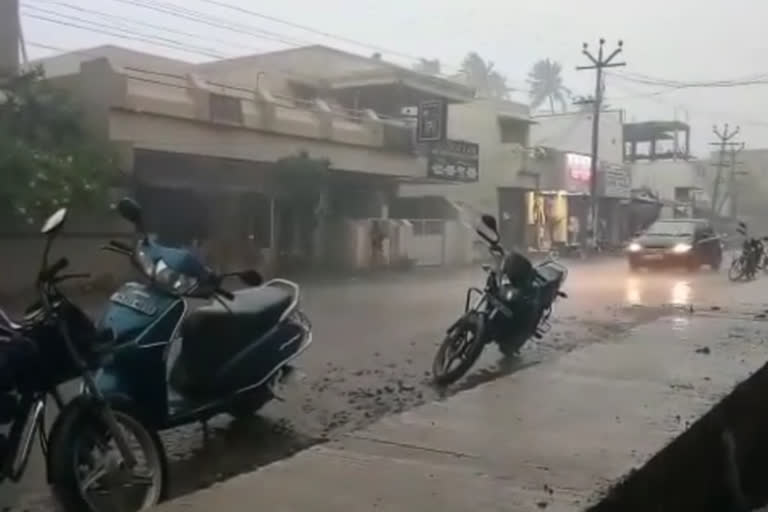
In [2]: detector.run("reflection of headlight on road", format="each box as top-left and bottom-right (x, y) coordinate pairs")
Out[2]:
(626, 277), (641, 304)
(628, 242), (642, 252)
(671, 280), (690, 305)
(672, 243), (692, 254)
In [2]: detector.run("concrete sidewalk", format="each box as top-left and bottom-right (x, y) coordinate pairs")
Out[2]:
(155, 308), (768, 512)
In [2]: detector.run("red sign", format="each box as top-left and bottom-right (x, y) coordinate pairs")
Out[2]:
(566, 153), (591, 183)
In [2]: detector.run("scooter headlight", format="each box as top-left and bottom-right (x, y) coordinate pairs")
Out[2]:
(153, 259), (199, 294)
(134, 244), (155, 277)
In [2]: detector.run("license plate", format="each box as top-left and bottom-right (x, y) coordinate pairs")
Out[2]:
(642, 254), (664, 261)
(110, 292), (157, 316)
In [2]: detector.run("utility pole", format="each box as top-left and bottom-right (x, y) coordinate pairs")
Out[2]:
(723, 143), (746, 217)
(577, 39), (625, 249)
(709, 124), (741, 217)
(0, 0), (20, 78)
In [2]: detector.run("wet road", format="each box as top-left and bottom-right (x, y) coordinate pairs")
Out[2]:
(2, 257), (751, 510)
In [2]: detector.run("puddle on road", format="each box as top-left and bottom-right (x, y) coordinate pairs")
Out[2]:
(588, 360), (768, 512)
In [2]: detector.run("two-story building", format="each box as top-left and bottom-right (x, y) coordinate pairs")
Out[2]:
(17, 44), (477, 283)
(396, 98), (534, 262)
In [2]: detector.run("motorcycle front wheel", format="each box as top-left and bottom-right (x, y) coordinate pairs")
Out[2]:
(49, 402), (167, 512)
(728, 258), (746, 282)
(432, 312), (486, 386)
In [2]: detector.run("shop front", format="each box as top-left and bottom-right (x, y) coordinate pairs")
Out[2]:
(597, 163), (632, 249)
(524, 151), (592, 254)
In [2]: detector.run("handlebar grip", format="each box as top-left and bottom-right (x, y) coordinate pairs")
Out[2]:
(216, 288), (235, 301)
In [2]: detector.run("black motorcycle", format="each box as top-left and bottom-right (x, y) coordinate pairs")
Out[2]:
(0, 207), (166, 511)
(432, 215), (568, 386)
(728, 222), (765, 282)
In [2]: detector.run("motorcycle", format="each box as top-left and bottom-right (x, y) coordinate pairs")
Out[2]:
(0, 207), (165, 511)
(728, 222), (765, 281)
(85, 197), (312, 434)
(432, 214), (568, 386)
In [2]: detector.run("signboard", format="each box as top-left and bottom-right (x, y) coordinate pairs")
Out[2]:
(599, 163), (631, 198)
(566, 153), (592, 183)
(427, 139), (479, 182)
(417, 99), (446, 142)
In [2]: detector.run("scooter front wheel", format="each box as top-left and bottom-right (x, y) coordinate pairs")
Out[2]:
(49, 401), (167, 512)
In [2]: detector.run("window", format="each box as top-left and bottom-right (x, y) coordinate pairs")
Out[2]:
(209, 93), (243, 125)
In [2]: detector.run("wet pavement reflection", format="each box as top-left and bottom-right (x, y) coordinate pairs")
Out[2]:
(4, 257), (762, 510)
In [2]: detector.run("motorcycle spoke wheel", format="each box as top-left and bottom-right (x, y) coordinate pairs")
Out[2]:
(432, 314), (486, 386)
(73, 412), (163, 512)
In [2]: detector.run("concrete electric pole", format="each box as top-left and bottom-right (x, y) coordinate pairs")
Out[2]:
(577, 39), (625, 249)
(709, 124), (742, 217)
(0, 0), (20, 78)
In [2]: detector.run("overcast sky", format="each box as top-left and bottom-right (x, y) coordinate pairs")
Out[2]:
(21, 0), (768, 156)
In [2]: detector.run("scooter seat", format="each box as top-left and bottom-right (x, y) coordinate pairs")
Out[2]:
(186, 285), (294, 335)
(172, 285), (295, 397)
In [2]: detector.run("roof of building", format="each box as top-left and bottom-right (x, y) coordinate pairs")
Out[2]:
(624, 121), (690, 143)
(197, 45), (475, 101)
(30, 44), (195, 77)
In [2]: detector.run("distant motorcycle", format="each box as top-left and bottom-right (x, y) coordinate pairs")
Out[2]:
(0, 207), (164, 512)
(432, 215), (568, 386)
(728, 222), (765, 281)
(85, 198), (313, 436)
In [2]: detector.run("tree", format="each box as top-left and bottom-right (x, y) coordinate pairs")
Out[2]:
(460, 52), (511, 99)
(527, 58), (571, 114)
(0, 67), (115, 226)
(274, 151), (332, 259)
(412, 58), (441, 75)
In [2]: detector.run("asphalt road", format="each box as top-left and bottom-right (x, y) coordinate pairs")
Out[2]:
(1, 256), (750, 510)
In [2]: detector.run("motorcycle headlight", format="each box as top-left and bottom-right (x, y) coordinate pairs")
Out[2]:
(153, 259), (199, 294)
(672, 243), (692, 254)
(503, 285), (518, 302)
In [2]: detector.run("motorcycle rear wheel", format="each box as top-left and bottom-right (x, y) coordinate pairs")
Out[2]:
(432, 313), (486, 386)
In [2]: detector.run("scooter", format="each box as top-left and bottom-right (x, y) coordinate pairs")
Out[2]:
(85, 198), (313, 431)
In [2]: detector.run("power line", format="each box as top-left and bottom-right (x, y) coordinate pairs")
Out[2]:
(31, 0), (264, 54)
(106, 0), (315, 49)
(22, 6), (230, 59)
(193, 0), (436, 66)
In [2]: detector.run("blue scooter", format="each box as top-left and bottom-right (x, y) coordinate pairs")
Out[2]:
(85, 198), (313, 431)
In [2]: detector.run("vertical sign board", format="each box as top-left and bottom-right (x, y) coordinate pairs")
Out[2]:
(417, 99), (447, 143)
(564, 152), (592, 194)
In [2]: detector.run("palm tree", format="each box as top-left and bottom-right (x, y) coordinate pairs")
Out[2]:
(527, 58), (571, 113)
(412, 58), (441, 75)
(460, 52), (511, 99)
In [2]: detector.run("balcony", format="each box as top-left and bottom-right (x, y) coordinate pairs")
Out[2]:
(69, 58), (418, 154)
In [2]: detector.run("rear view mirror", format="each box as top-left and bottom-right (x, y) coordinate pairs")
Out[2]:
(117, 198), (144, 232)
(41, 208), (68, 235)
(481, 214), (498, 234)
(239, 270), (263, 287)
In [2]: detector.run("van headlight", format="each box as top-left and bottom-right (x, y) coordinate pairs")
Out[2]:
(153, 259), (199, 294)
(672, 243), (692, 254)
